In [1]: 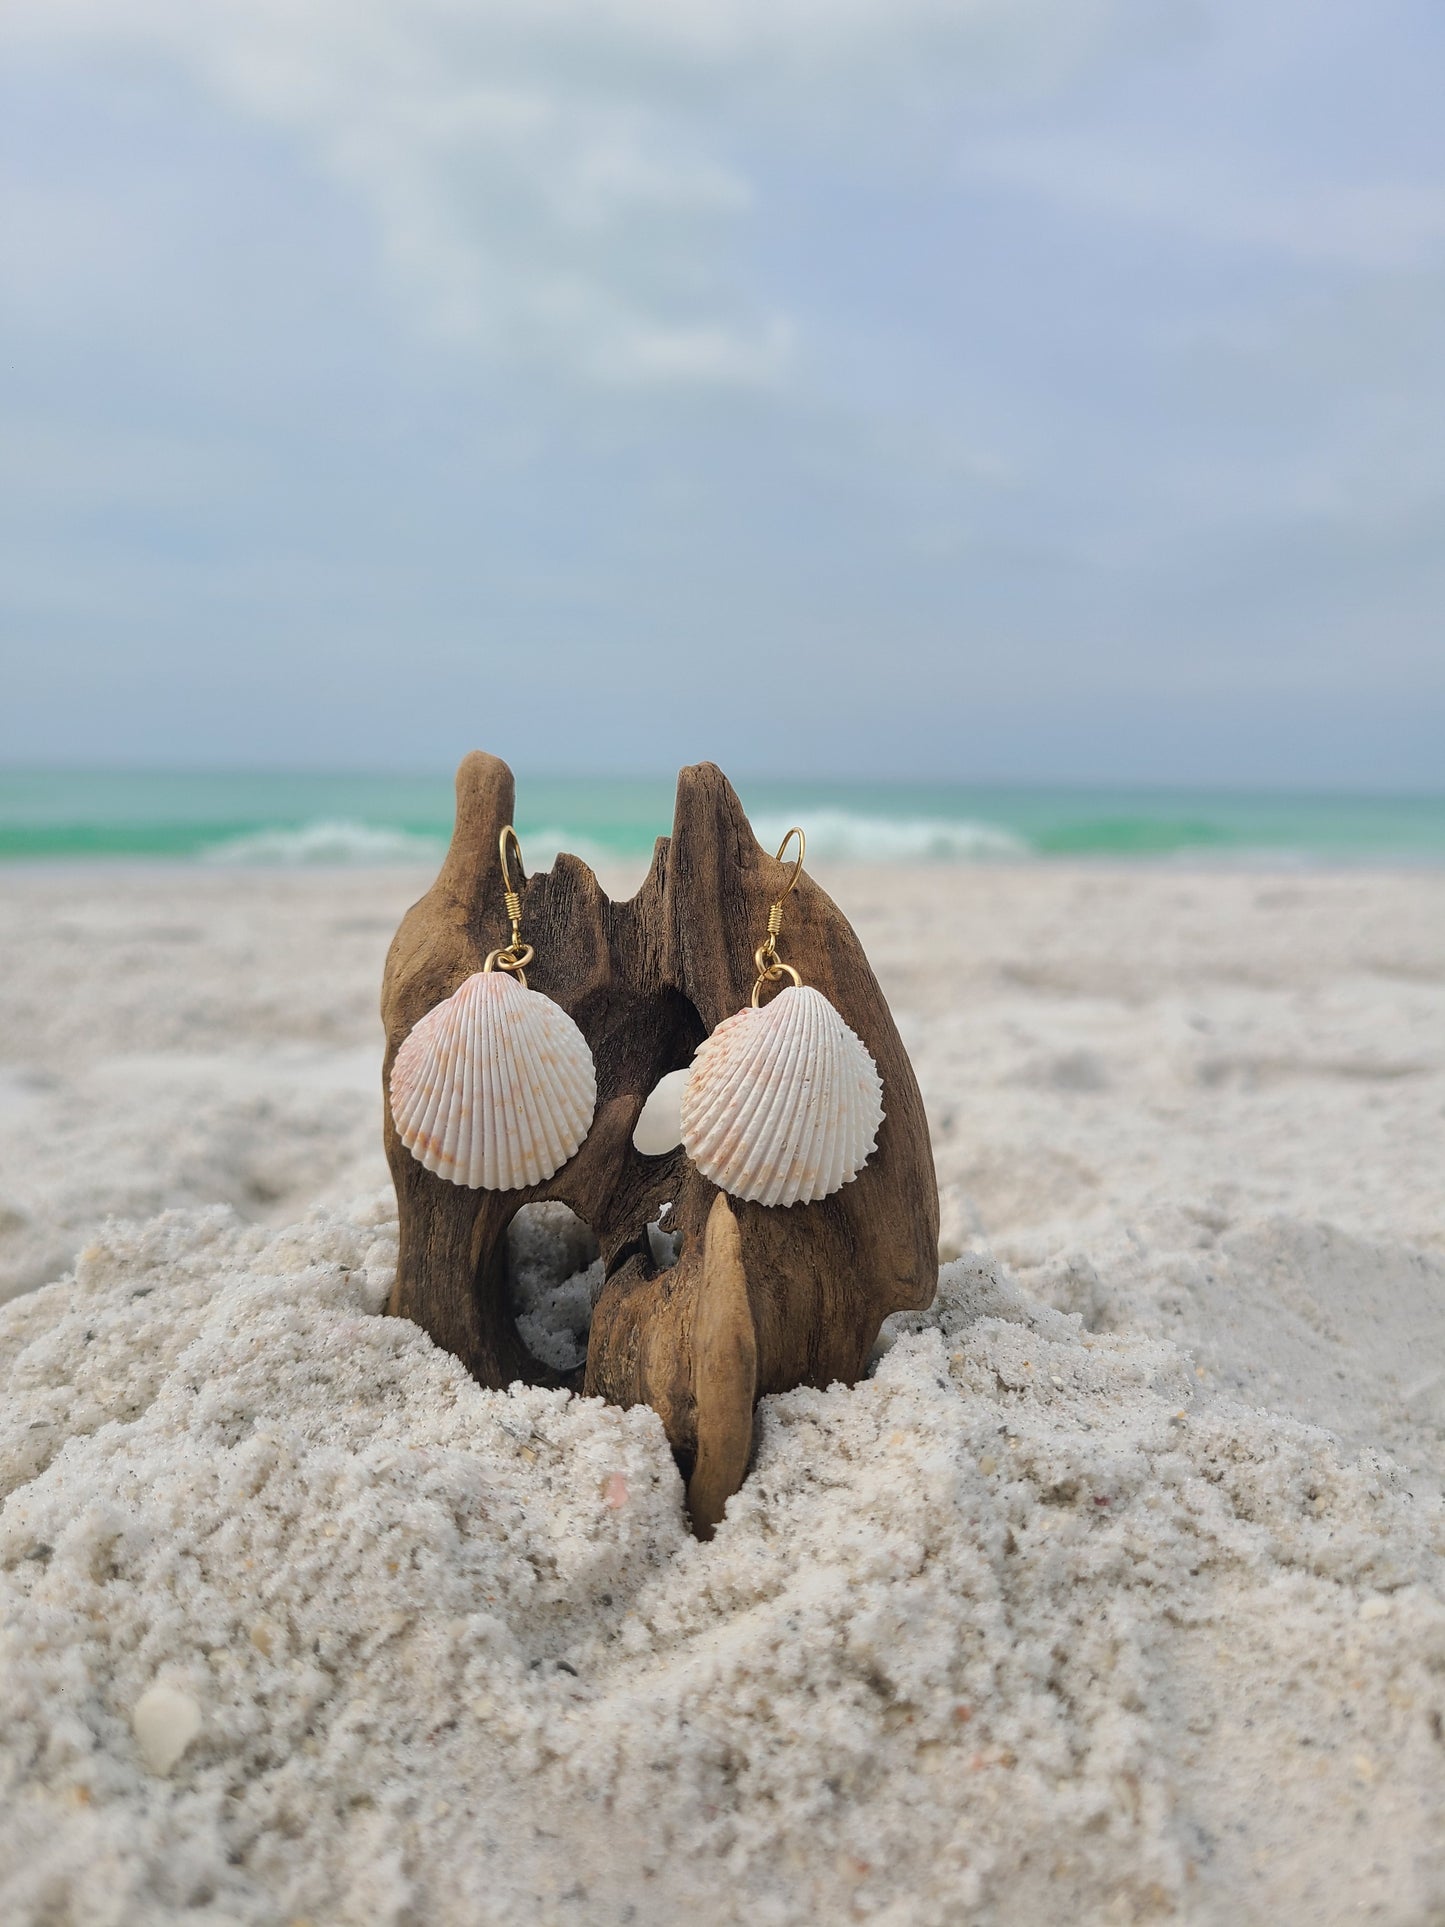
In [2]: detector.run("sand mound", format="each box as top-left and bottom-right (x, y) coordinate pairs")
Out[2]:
(3, 1200), (1443, 1926)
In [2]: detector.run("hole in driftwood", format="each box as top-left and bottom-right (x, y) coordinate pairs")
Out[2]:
(601, 1202), (682, 1288)
(646, 1201), (681, 1272)
(632, 1066), (692, 1156)
(505, 1203), (603, 1374)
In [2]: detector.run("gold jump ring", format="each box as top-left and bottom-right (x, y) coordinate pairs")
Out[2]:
(483, 944), (534, 988)
(750, 962), (802, 1007)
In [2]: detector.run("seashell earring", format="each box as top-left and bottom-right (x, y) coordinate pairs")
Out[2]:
(681, 828), (884, 1207)
(389, 826), (597, 1189)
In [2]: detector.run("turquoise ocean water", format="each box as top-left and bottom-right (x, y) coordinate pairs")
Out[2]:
(1, 770), (1443, 867)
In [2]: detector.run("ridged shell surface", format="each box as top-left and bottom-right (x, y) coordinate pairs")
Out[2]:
(681, 984), (884, 1207)
(389, 970), (596, 1190)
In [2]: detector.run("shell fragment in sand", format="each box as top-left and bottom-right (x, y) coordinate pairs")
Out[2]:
(132, 1683), (203, 1775)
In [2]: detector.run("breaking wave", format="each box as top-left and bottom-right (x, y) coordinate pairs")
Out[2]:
(202, 820), (623, 870)
(202, 821), (445, 866)
(750, 810), (1031, 863)
(198, 812), (1032, 868)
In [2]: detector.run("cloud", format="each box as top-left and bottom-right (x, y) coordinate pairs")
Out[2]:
(968, 136), (1445, 270)
(955, 0), (1445, 273)
(0, 0), (1121, 385)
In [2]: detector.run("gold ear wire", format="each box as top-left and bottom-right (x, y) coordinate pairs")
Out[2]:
(751, 826), (806, 1006)
(484, 824), (535, 983)
(774, 826), (805, 896)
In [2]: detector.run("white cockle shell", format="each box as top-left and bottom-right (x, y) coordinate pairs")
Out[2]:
(680, 984), (884, 1207)
(389, 970), (596, 1190)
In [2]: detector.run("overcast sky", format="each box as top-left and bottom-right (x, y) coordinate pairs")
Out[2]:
(2, 0), (1442, 785)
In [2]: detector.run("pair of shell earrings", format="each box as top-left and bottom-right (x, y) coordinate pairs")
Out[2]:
(390, 827), (885, 1208)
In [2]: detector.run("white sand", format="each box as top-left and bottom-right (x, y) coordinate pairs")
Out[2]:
(1, 861), (1443, 1924)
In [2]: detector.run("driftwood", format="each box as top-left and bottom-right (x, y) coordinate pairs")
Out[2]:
(381, 752), (938, 1534)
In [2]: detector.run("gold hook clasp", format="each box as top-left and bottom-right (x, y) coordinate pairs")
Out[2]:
(774, 825), (805, 898)
(498, 824), (524, 900)
(750, 825), (806, 1005)
(485, 824), (535, 983)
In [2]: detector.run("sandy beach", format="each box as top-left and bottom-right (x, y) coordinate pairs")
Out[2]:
(2, 859), (1443, 1925)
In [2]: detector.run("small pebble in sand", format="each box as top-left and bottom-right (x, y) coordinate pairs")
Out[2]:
(131, 1684), (203, 1776)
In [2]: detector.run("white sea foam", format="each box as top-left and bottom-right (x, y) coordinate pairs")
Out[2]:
(751, 808), (1030, 862)
(197, 813), (1028, 870)
(202, 820), (444, 865)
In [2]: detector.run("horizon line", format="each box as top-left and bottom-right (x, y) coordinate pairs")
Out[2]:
(2, 764), (1445, 805)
